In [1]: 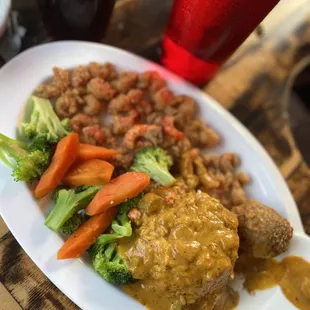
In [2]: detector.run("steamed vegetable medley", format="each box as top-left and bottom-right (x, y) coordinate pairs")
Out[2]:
(0, 96), (176, 286)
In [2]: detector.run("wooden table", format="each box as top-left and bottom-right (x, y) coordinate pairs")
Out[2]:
(1, 1), (310, 309)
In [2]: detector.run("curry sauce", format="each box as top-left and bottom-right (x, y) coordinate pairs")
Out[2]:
(119, 182), (310, 310)
(124, 282), (177, 310)
(119, 181), (239, 309)
(125, 254), (310, 310)
(236, 254), (310, 310)
(124, 282), (239, 310)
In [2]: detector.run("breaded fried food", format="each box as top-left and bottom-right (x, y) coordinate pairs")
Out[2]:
(232, 200), (293, 258)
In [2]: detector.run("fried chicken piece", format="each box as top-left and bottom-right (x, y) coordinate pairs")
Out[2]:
(71, 65), (91, 88)
(35, 67), (71, 98)
(112, 110), (139, 135)
(230, 181), (247, 206)
(53, 67), (70, 93)
(166, 95), (197, 126)
(219, 153), (240, 172)
(184, 120), (220, 148)
(161, 116), (185, 140)
(232, 200), (293, 258)
(70, 113), (100, 133)
(160, 135), (192, 161)
(193, 152), (220, 190)
(81, 126), (105, 145)
(87, 78), (116, 101)
(111, 71), (138, 94)
(101, 126), (119, 148)
(55, 93), (82, 118)
(146, 111), (163, 125)
(152, 87), (173, 111)
(235, 171), (251, 185)
(179, 150), (199, 189)
(83, 94), (102, 116)
(137, 71), (166, 93)
(127, 89), (152, 115)
(88, 62), (118, 81)
(34, 84), (60, 99)
(108, 94), (131, 114)
(123, 124), (163, 149)
(113, 149), (134, 171)
(173, 95), (197, 118)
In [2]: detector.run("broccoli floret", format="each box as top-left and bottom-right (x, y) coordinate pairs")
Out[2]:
(60, 212), (88, 235)
(29, 136), (53, 152)
(90, 195), (143, 285)
(45, 186), (101, 232)
(93, 194), (144, 247)
(93, 242), (136, 286)
(74, 185), (93, 193)
(21, 96), (70, 145)
(51, 185), (68, 202)
(0, 133), (51, 182)
(53, 186), (92, 202)
(130, 147), (176, 187)
(89, 233), (120, 259)
(112, 193), (143, 237)
(61, 118), (72, 132)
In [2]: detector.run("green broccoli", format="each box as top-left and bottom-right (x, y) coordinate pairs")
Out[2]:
(61, 118), (72, 132)
(74, 185), (93, 194)
(51, 186), (68, 202)
(0, 133), (51, 182)
(90, 195), (143, 285)
(90, 195), (143, 256)
(20, 96), (70, 145)
(93, 193), (144, 249)
(45, 186), (101, 232)
(53, 185), (90, 202)
(111, 193), (143, 237)
(130, 147), (176, 187)
(60, 212), (88, 235)
(93, 242), (136, 286)
(28, 135), (53, 152)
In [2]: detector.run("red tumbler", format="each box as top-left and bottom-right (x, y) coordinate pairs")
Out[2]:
(161, 0), (280, 85)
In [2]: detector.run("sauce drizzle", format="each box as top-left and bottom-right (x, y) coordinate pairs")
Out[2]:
(236, 255), (310, 310)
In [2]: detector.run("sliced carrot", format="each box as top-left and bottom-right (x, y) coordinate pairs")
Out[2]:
(78, 144), (117, 161)
(34, 133), (79, 199)
(63, 159), (114, 187)
(57, 207), (117, 259)
(86, 172), (150, 216)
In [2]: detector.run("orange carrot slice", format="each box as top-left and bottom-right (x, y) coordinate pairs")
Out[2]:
(57, 207), (117, 259)
(78, 144), (117, 161)
(86, 172), (150, 216)
(63, 159), (114, 187)
(34, 133), (79, 199)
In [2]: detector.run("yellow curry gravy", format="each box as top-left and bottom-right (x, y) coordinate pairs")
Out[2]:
(124, 253), (310, 310)
(119, 181), (240, 310)
(124, 282), (239, 310)
(236, 254), (310, 310)
(119, 181), (310, 310)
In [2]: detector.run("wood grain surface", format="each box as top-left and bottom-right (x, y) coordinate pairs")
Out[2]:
(0, 1), (310, 309)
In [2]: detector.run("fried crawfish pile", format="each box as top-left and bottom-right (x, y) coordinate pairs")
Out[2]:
(35, 62), (250, 209)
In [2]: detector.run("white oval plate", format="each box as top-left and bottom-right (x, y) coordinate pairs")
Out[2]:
(0, 41), (308, 310)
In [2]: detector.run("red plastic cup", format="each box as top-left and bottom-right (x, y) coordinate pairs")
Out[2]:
(161, 0), (280, 85)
